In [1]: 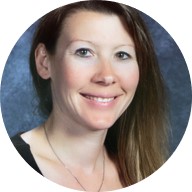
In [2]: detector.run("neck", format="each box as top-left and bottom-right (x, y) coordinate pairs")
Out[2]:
(44, 112), (107, 173)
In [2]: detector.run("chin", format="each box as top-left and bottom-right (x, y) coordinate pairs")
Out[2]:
(79, 112), (120, 131)
(89, 119), (116, 131)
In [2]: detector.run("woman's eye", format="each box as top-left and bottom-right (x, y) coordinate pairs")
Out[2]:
(75, 48), (92, 57)
(116, 51), (131, 60)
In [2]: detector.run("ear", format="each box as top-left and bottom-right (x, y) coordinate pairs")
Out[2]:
(35, 43), (51, 79)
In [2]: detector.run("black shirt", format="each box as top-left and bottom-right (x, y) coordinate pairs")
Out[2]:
(11, 134), (43, 175)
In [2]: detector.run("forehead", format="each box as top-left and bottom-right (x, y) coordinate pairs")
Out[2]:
(58, 10), (134, 46)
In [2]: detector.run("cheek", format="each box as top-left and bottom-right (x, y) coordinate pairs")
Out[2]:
(51, 54), (93, 92)
(63, 68), (78, 88)
(58, 62), (90, 89)
(118, 63), (139, 91)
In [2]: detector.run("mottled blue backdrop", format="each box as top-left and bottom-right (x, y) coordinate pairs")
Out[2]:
(0, 10), (191, 155)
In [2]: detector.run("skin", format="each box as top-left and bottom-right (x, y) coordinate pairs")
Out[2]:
(21, 11), (139, 191)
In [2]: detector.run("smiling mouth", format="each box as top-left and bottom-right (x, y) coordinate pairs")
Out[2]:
(81, 94), (116, 103)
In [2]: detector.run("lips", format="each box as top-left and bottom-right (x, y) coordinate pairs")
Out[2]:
(80, 93), (117, 103)
(85, 95), (115, 103)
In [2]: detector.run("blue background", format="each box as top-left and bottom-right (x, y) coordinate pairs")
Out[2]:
(0, 10), (191, 155)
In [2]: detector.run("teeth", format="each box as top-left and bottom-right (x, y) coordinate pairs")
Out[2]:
(86, 95), (114, 103)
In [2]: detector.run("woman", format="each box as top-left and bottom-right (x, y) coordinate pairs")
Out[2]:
(11, 0), (169, 191)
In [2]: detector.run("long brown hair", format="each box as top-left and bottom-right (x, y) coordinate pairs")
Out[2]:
(30, 0), (169, 187)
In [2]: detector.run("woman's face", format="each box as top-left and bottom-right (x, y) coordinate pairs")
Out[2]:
(49, 11), (139, 131)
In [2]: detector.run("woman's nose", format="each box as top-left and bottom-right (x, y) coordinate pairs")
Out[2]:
(91, 60), (117, 86)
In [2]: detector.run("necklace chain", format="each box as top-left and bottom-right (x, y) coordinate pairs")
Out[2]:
(43, 124), (105, 192)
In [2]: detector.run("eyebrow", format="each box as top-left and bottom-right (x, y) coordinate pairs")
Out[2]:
(66, 39), (96, 47)
(66, 39), (135, 49)
(114, 44), (135, 49)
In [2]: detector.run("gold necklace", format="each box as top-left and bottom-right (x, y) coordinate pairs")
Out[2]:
(43, 124), (105, 192)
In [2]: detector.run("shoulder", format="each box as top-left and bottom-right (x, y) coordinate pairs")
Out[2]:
(11, 132), (43, 175)
(11, 133), (28, 147)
